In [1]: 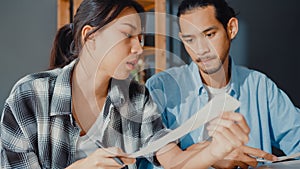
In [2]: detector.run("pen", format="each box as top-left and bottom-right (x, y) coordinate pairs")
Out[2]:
(249, 155), (272, 163)
(95, 140), (125, 166)
(255, 157), (271, 163)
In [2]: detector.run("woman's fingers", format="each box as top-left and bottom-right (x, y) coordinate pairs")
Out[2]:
(98, 147), (127, 158)
(101, 147), (136, 166)
(89, 147), (135, 168)
(119, 157), (136, 165)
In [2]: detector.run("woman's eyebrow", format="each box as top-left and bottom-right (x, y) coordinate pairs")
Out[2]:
(121, 23), (137, 30)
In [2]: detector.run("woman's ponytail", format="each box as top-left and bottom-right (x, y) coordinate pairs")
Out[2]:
(49, 23), (76, 69)
(49, 0), (145, 70)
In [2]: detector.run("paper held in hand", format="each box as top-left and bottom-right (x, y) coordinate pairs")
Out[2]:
(128, 93), (240, 158)
(255, 152), (300, 163)
(276, 152), (300, 162)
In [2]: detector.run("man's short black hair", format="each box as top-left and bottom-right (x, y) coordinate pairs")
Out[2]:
(177, 0), (237, 30)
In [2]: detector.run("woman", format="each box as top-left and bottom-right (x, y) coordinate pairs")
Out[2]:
(0, 0), (250, 168)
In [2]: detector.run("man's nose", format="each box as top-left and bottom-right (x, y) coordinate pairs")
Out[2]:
(196, 38), (210, 55)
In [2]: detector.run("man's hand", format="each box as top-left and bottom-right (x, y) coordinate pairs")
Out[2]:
(212, 145), (278, 169)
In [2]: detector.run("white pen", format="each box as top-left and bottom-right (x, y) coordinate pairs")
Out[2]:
(249, 155), (272, 163)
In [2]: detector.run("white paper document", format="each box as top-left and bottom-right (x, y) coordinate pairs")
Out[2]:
(128, 94), (240, 158)
(255, 152), (300, 163)
(276, 152), (300, 162)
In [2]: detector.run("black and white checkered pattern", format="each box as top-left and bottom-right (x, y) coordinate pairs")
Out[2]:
(1, 60), (169, 169)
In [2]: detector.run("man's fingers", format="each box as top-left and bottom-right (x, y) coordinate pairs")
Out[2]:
(210, 132), (236, 159)
(212, 159), (249, 169)
(207, 119), (249, 145)
(241, 146), (278, 161)
(220, 112), (250, 134)
(186, 141), (210, 151)
(240, 154), (258, 167)
(233, 160), (249, 169)
(208, 124), (244, 147)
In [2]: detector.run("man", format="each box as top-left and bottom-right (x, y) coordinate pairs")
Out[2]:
(142, 0), (300, 168)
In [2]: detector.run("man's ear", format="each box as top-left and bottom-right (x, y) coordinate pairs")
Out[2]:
(227, 17), (239, 40)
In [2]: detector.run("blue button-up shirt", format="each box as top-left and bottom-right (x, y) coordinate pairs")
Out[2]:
(140, 58), (300, 168)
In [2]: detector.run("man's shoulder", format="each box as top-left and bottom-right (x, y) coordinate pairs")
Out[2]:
(233, 64), (276, 92)
(147, 64), (191, 83)
(234, 65), (269, 80)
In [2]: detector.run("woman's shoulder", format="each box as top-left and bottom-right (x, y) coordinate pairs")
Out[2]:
(3, 69), (63, 119)
(10, 69), (61, 94)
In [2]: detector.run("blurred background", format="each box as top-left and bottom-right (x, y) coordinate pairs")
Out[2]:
(1, 0), (300, 114)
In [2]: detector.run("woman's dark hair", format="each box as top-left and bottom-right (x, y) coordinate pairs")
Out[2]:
(49, 0), (144, 69)
(177, 0), (237, 31)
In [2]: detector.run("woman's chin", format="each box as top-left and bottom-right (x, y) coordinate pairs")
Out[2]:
(112, 72), (130, 80)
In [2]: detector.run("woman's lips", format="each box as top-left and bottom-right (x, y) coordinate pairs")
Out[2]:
(126, 59), (138, 70)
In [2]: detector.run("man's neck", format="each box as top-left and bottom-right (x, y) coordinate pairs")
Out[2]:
(200, 58), (230, 88)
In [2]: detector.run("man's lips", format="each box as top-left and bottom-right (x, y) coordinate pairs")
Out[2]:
(196, 57), (215, 63)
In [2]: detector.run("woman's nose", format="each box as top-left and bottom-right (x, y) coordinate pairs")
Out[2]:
(131, 37), (143, 55)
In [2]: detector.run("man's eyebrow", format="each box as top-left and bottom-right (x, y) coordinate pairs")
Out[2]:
(181, 26), (218, 38)
(202, 26), (218, 33)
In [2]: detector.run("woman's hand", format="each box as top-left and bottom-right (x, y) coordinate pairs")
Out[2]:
(206, 112), (250, 160)
(67, 147), (136, 169)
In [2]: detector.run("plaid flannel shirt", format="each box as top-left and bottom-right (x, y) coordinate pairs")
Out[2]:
(1, 60), (169, 169)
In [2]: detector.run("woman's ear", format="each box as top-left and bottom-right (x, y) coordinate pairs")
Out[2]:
(81, 25), (94, 44)
(227, 17), (239, 40)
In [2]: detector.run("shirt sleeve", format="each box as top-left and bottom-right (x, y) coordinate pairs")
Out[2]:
(266, 77), (300, 155)
(139, 87), (173, 166)
(145, 76), (170, 128)
(1, 96), (41, 169)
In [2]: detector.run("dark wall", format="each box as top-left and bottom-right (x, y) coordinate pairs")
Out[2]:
(0, 0), (56, 113)
(229, 0), (300, 106)
(1, 0), (299, 115)
(173, 0), (300, 107)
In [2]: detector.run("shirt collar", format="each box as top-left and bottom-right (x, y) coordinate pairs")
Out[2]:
(50, 59), (77, 116)
(189, 57), (240, 97)
(229, 57), (241, 97)
(188, 61), (205, 95)
(49, 60), (128, 116)
(108, 78), (127, 107)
